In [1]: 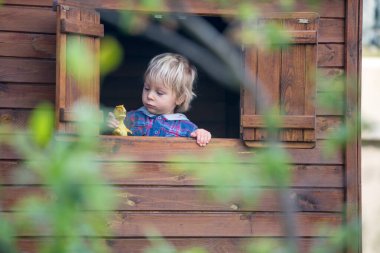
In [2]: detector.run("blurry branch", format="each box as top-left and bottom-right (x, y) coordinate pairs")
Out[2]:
(0, 102), (116, 253)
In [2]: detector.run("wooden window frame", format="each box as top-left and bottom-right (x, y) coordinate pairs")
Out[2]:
(54, 0), (319, 149)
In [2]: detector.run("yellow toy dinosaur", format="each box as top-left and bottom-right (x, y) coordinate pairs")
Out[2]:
(112, 105), (132, 136)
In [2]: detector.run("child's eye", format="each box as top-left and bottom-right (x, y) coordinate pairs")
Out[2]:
(157, 91), (165, 96)
(144, 87), (150, 91)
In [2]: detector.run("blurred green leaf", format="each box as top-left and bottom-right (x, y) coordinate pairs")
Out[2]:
(67, 37), (95, 83)
(119, 12), (149, 34)
(144, 234), (177, 253)
(311, 219), (360, 253)
(181, 247), (208, 253)
(100, 36), (124, 77)
(279, 0), (295, 11)
(237, 2), (258, 21)
(247, 239), (283, 253)
(0, 217), (17, 253)
(28, 103), (54, 148)
(141, 0), (163, 10)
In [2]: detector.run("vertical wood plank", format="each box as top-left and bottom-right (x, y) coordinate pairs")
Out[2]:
(242, 46), (257, 141)
(56, 5), (67, 131)
(345, 0), (361, 253)
(255, 47), (281, 141)
(280, 19), (307, 142)
(65, 7), (81, 133)
(304, 17), (318, 142)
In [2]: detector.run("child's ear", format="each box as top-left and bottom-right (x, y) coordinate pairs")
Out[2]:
(176, 95), (185, 106)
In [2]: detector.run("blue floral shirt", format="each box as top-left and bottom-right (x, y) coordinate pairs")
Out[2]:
(126, 107), (198, 137)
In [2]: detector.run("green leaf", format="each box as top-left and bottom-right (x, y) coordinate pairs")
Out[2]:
(141, 0), (163, 10)
(0, 218), (17, 253)
(66, 37), (95, 83)
(28, 103), (54, 148)
(181, 247), (208, 253)
(100, 36), (124, 77)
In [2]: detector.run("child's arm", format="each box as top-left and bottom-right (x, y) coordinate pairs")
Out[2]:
(190, 129), (212, 147)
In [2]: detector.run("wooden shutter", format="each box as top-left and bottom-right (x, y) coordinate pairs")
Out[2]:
(241, 13), (319, 148)
(55, 4), (104, 133)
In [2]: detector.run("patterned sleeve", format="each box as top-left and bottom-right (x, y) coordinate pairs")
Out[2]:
(125, 110), (136, 129)
(181, 120), (198, 137)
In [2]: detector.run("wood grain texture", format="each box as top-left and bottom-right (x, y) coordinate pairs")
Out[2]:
(280, 19), (307, 142)
(319, 18), (344, 43)
(107, 212), (342, 237)
(0, 137), (343, 164)
(345, 1), (361, 253)
(242, 14), (319, 147)
(0, 32), (56, 59)
(3, 0), (52, 6)
(1, 186), (344, 212)
(2, 211), (342, 237)
(61, 19), (104, 37)
(0, 7), (55, 34)
(55, 0), (345, 18)
(0, 161), (343, 187)
(0, 109), (32, 127)
(15, 238), (326, 253)
(93, 137), (344, 164)
(0, 83), (55, 108)
(0, 6), (344, 42)
(318, 44), (344, 67)
(56, 5), (102, 132)
(0, 58), (55, 83)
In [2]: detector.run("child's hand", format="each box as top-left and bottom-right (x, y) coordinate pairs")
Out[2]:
(190, 129), (211, 147)
(107, 112), (119, 129)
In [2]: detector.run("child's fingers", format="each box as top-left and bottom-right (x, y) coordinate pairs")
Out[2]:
(108, 112), (116, 120)
(107, 112), (119, 128)
(191, 129), (211, 147)
(107, 121), (118, 128)
(197, 132), (211, 146)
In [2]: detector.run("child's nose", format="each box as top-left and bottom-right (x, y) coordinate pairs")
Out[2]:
(147, 91), (155, 100)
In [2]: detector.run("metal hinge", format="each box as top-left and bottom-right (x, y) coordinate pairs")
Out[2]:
(61, 5), (70, 11)
(298, 18), (309, 24)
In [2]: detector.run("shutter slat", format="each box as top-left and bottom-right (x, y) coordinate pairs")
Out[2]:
(242, 115), (315, 129)
(60, 19), (104, 37)
(60, 109), (103, 122)
(242, 46), (258, 141)
(289, 30), (317, 44)
(255, 46), (281, 141)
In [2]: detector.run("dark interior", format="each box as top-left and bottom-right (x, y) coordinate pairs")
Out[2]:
(100, 13), (240, 138)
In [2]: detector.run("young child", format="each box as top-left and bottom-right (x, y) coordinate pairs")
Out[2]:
(107, 53), (212, 146)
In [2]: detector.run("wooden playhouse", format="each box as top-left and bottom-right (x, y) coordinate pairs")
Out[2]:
(0, 0), (361, 252)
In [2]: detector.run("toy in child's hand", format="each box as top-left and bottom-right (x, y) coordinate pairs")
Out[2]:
(112, 105), (132, 136)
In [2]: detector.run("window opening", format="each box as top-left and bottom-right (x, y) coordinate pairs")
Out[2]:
(100, 12), (240, 138)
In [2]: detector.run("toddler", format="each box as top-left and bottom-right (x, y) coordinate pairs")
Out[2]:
(107, 53), (212, 146)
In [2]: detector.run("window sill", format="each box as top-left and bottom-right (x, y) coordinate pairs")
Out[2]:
(98, 135), (246, 162)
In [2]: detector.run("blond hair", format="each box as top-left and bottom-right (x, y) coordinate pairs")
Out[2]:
(144, 53), (197, 113)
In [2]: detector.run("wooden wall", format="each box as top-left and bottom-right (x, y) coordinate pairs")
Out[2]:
(0, 0), (360, 252)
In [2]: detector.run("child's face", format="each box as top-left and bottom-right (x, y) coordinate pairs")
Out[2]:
(142, 79), (179, 115)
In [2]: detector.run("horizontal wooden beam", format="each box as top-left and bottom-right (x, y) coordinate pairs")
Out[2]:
(14, 238), (328, 253)
(59, 108), (103, 122)
(53, 0), (344, 18)
(290, 30), (317, 44)
(1, 186), (344, 212)
(0, 161), (344, 187)
(241, 115), (315, 129)
(60, 19), (104, 37)
(2, 211), (342, 237)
